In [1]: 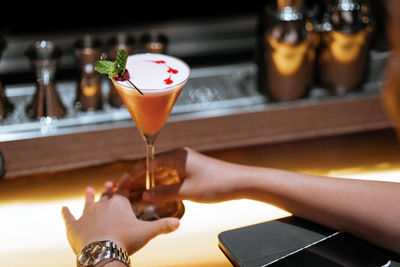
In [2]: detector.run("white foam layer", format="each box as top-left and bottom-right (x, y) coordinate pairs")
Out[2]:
(117, 53), (190, 91)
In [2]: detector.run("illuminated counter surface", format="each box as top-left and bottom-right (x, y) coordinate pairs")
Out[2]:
(1, 129), (400, 267)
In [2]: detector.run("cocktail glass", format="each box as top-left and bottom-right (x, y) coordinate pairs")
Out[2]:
(111, 53), (189, 221)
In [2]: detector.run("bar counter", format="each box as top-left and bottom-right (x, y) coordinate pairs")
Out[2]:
(1, 128), (400, 267)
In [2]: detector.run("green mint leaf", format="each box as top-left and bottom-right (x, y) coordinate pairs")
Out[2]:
(115, 49), (128, 75)
(95, 60), (118, 78)
(95, 49), (129, 79)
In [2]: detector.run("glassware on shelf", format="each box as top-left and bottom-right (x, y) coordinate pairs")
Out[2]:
(74, 35), (103, 111)
(25, 40), (66, 119)
(318, 0), (372, 95)
(108, 32), (135, 108)
(260, 0), (318, 101)
(0, 36), (14, 119)
(111, 53), (189, 221)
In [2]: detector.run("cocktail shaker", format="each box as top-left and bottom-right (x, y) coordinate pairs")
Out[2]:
(25, 40), (66, 119)
(140, 31), (168, 54)
(74, 35), (103, 111)
(260, 0), (317, 101)
(108, 32), (135, 108)
(318, 0), (372, 95)
(0, 37), (14, 119)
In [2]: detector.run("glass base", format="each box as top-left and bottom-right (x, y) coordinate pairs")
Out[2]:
(129, 190), (185, 221)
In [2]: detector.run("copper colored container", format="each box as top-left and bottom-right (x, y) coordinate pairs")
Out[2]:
(140, 31), (168, 54)
(74, 35), (103, 111)
(262, 0), (317, 101)
(318, 0), (372, 95)
(0, 37), (14, 119)
(108, 32), (135, 108)
(25, 40), (66, 119)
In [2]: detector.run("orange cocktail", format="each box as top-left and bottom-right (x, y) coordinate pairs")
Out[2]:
(111, 53), (190, 220)
(114, 82), (184, 136)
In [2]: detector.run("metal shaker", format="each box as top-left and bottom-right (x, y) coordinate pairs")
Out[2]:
(74, 35), (103, 111)
(261, 0), (317, 101)
(25, 40), (66, 119)
(318, 0), (372, 95)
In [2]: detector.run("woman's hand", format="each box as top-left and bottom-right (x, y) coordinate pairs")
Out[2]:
(61, 182), (180, 256)
(118, 147), (247, 204)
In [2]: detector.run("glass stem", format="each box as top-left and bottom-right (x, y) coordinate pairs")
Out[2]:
(145, 141), (155, 190)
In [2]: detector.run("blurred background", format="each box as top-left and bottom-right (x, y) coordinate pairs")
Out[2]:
(0, 0), (399, 266)
(0, 0), (391, 177)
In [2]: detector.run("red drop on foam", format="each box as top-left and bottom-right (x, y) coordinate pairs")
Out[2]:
(167, 67), (178, 74)
(164, 75), (173, 85)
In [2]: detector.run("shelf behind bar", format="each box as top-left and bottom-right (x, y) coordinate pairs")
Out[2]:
(0, 92), (392, 179)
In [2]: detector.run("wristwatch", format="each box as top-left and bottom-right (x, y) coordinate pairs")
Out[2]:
(77, 240), (131, 267)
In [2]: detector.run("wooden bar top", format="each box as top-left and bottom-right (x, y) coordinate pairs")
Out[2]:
(1, 128), (400, 266)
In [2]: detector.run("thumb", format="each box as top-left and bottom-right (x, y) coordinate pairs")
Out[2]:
(61, 206), (76, 227)
(147, 217), (180, 237)
(142, 183), (183, 203)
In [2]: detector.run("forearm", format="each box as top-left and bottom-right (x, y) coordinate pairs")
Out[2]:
(234, 165), (400, 253)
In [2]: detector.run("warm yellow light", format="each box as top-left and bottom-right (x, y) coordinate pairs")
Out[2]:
(0, 194), (289, 267)
(2, 167), (397, 266)
(0, 198), (83, 267)
(326, 168), (400, 183)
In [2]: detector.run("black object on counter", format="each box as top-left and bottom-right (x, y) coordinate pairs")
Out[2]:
(218, 216), (394, 267)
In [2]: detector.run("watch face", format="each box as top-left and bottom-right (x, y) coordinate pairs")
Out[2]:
(78, 241), (107, 266)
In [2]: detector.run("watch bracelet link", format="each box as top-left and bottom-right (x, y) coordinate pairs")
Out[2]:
(107, 241), (131, 267)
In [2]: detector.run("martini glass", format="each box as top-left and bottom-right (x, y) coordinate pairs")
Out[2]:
(112, 53), (189, 221)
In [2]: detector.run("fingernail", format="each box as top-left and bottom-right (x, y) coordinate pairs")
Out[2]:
(169, 218), (180, 229)
(86, 187), (94, 193)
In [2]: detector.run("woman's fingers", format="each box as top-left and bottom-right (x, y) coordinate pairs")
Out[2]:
(84, 186), (95, 211)
(100, 181), (114, 200)
(115, 173), (132, 198)
(142, 183), (184, 203)
(61, 206), (76, 226)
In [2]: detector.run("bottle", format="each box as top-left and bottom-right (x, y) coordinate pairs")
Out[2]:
(74, 35), (103, 111)
(259, 0), (317, 101)
(318, 0), (372, 95)
(107, 32), (135, 108)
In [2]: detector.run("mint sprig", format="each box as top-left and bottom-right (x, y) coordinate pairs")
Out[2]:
(115, 49), (128, 76)
(95, 49), (143, 95)
(95, 49), (128, 79)
(95, 60), (118, 79)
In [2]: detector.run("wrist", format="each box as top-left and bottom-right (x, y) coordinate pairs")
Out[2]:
(79, 236), (131, 256)
(77, 240), (131, 267)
